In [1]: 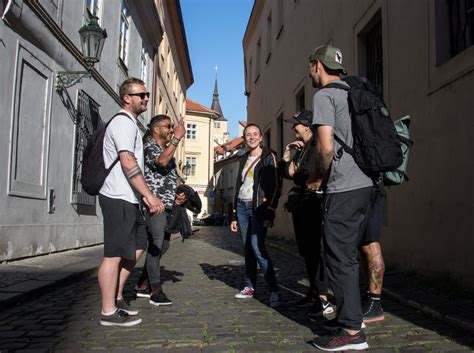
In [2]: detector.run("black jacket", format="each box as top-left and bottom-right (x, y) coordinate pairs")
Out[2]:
(232, 146), (281, 220)
(165, 185), (202, 241)
(277, 137), (317, 188)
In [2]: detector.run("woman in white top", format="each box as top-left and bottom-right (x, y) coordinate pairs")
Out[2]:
(230, 124), (281, 308)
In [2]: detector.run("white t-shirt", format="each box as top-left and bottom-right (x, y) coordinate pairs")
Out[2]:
(99, 110), (144, 204)
(238, 155), (259, 201)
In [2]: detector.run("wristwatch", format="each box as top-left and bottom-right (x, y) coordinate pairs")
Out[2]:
(171, 137), (181, 146)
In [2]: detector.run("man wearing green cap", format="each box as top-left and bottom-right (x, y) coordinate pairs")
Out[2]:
(306, 45), (372, 351)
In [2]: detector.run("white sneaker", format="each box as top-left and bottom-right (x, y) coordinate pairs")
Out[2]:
(269, 292), (281, 308)
(235, 287), (255, 299)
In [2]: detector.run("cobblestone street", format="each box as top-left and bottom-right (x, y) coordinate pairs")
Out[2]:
(1, 227), (473, 352)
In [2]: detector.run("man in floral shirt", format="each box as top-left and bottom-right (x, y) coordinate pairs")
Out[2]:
(134, 114), (186, 306)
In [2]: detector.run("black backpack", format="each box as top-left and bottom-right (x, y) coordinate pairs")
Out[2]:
(80, 113), (130, 196)
(324, 76), (403, 179)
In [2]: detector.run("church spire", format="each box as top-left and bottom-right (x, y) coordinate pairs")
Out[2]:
(211, 67), (226, 120)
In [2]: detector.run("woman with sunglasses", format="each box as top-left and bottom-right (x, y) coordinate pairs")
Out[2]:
(230, 123), (282, 308)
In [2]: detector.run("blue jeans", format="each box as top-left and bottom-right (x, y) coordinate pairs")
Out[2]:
(236, 199), (278, 292)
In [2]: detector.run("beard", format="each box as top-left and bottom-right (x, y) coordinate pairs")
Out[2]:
(132, 102), (147, 115)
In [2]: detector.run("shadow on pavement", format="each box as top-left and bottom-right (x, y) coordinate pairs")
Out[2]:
(194, 228), (474, 349)
(199, 262), (329, 337)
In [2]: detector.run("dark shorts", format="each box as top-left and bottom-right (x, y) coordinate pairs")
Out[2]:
(359, 191), (385, 245)
(99, 194), (144, 260)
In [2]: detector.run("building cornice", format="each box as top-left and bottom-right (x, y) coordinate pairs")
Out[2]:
(132, 0), (163, 49)
(243, 0), (264, 50)
(168, 0), (194, 89)
(186, 109), (218, 119)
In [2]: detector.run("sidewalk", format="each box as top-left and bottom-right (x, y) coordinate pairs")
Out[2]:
(0, 245), (103, 307)
(0, 234), (183, 308)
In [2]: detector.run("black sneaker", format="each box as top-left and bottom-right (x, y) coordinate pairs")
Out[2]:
(116, 298), (139, 316)
(323, 318), (366, 331)
(307, 299), (335, 319)
(149, 290), (173, 306)
(310, 328), (369, 351)
(134, 284), (151, 298)
(362, 297), (384, 323)
(100, 309), (142, 327)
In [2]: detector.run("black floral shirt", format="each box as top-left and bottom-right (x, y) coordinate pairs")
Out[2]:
(143, 138), (178, 210)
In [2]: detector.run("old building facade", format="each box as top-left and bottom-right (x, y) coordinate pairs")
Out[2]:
(184, 99), (220, 216)
(0, 0), (192, 261)
(243, 0), (474, 287)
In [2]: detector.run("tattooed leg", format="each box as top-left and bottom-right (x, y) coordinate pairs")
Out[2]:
(361, 242), (385, 295)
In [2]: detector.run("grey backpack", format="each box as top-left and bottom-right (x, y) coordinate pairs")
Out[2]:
(383, 115), (413, 185)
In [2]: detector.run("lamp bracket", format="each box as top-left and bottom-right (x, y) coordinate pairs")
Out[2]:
(56, 71), (92, 90)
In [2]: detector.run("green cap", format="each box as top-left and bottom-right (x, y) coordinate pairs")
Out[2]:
(309, 45), (347, 75)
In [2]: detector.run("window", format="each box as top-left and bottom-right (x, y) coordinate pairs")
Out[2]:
(295, 86), (305, 111)
(220, 171), (225, 188)
(436, 0), (474, 65)
(247, 59), (253, 90)
(186, 156), (197, 176)
(358, 13), (383, 96)
(186, 123), (197, 139)
(277, 113), (284, 157)
(266, 12), (272, 63)
(167, 47), (171, 79)
(276, 0), (284, 39)
(214, 121), (221, 129)
(118, 0), (129, 65)
(228, 170), (234, 188)
(72, 90), (101, 213)
(160, 54), (165, 74)
(264, 128), (271, 149)
(255, 38), (261, 82)
(140, 44), (147, 82)
(84, 0), (100, 22)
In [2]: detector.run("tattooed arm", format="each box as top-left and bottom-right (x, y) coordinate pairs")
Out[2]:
(119, 151), (164, 214)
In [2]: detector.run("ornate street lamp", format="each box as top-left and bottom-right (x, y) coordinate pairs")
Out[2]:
(56, 10), (107, 90)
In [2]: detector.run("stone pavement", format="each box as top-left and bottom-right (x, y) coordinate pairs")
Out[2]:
(0, 227), (473, 352)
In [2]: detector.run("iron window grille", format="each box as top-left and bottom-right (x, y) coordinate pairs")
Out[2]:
(447, 0), (474, 58)
(365, 20), (383, 97)
(71, 90), (102, 212)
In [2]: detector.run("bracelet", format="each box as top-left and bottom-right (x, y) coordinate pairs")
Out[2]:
(171, 137), (181, 146)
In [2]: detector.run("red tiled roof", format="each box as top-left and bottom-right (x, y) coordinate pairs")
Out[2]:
(186, 98), (218, 115)
(214, 136), (244, 155)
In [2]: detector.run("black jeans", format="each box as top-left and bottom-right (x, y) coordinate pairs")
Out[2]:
(322, 187), (372, 330)
(145, 211), (170, 291)
(291, 195), (328, 296)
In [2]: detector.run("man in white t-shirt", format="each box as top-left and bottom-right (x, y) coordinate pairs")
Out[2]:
(98, 78), (164, 327)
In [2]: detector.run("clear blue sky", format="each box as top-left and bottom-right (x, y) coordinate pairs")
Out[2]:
(180, 0), (254, 138)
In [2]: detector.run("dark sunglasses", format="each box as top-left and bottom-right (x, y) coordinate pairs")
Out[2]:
(127, 91), (150, 99)
(157, 124), (173, 129)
